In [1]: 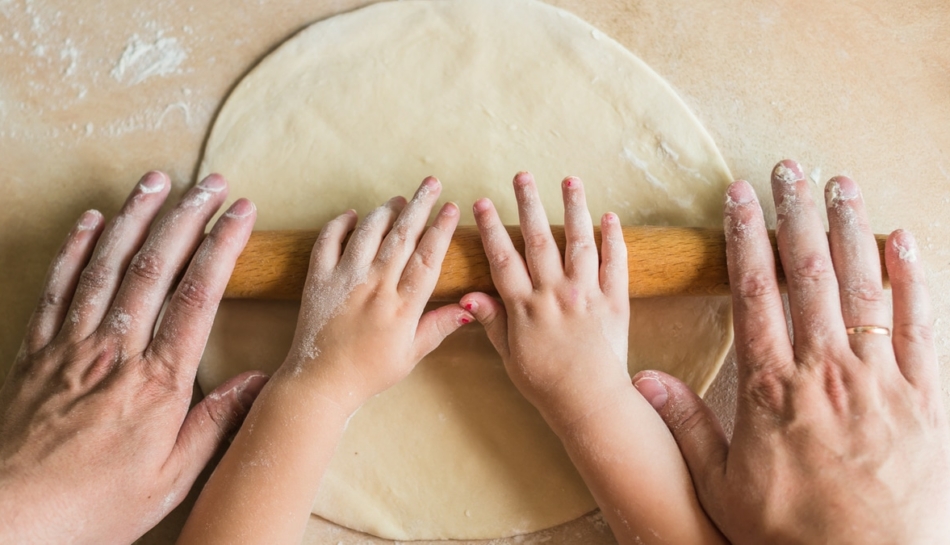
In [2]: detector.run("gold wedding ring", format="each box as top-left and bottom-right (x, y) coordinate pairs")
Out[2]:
(846, 326), (891, 336)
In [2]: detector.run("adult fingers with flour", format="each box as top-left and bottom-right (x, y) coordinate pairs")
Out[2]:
(634, 159), (950, 544)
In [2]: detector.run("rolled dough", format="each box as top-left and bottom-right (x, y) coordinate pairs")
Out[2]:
(197, 0), (733, 540)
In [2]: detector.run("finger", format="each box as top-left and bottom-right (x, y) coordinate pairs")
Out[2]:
(473, 198), (532, 298)
(771, 159), (848, 356)
(725, 181), (794, 378)
(399, 202), (460, 299)
(63, 171), (171, 339)
(379, 177), (442, 273)
(561, 176), (598, 283)
(147, 199), (256, 386)
(885, 230), (937, 391)
(23, 210), (104, 354)
(412, 304), (474, 361)
(459, 292), (510, 360)
(599, 212), (627, 299)
(102, 174), (229, 350)
(513, 171), (563, 288)
(341, 196), (406, 269)
(632, 370), (728, 522)
(312, 210), (358, 276)
(824, 176), (893, 363)
(167, 372), (269, 505)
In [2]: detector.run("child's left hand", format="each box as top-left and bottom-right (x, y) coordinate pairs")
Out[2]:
(278, 176), (472, 411)
(179, 176), (473, 544)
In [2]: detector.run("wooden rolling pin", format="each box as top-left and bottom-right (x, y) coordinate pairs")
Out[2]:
(223, 226), (889, 301)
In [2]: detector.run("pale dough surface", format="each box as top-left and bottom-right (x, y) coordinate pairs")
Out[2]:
(197, 0), (733, 540)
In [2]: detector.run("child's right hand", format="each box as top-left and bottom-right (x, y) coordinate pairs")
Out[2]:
(462, 173), (726, 545)
(461, 172), (631, 431)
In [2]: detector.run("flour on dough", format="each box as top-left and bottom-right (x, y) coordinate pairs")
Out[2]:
(198, 0), (733, 540)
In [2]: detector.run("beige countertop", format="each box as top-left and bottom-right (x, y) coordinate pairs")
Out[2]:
(2, 1), (948, 543)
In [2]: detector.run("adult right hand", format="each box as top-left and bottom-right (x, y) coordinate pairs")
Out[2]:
(633, 160), (950, 544)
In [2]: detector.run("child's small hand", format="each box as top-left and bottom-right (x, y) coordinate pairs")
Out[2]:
(181, 179), (473, 544)
(461, 172), (630, 430)
(280, 176), (471, 411)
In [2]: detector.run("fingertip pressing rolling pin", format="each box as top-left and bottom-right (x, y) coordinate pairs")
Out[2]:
(223, 226), (889, 300)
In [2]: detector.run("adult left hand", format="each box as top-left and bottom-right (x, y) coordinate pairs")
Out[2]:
(0, 172), (268, 544)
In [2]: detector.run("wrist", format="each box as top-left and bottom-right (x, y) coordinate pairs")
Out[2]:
(530, 372), (632, 437)
(269, 359), (369, 418)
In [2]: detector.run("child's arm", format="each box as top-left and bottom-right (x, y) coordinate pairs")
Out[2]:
(177, 177), (471, 544)
(461, 172), (725, 545)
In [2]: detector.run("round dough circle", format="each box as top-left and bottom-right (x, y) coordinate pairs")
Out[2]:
(198, 0), (734, 540)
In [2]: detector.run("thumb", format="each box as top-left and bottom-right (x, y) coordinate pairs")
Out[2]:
(167, 372), (269, 500)
(412, 303), (474, 361)
(459, 292), (510, 360)
(632, 370), (728, 518)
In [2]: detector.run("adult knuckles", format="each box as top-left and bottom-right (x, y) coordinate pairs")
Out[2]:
(840, 281), (885, 306)
(127, 250), (165, 284)
(733, 267), (778, 301)
(893, 322), (934, 347)
(79, 261), (114, 291)
(741, 369), (789, 414)
(790, 252), (833, 285)
(173, 277), (217, 312)
(35, 290), (67, 314)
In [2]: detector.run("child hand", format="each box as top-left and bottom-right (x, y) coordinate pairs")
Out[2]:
(279, 176), (472, 411)
(461, 172), (630, 430)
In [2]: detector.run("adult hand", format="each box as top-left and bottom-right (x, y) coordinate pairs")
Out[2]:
(0, 172), (268, 544)
(633, 160), (950, 543)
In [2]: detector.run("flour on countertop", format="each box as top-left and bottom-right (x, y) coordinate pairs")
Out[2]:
(111, 33), (187, 85)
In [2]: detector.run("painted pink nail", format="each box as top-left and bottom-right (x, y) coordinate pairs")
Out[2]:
(460, 317), (471, 325)
(464, 303), (474, 311)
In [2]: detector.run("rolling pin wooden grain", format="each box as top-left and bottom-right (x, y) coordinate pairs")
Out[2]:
(223, 226), (889, 301)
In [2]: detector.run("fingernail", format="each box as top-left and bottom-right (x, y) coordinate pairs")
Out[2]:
(513, 171), (533, 186)
(464, 300), (477, 312)
(225, 199), (256, 219)
(563, 176), (580, 189)
(459, 312), (474, 325)
(441, 202), (459, 217)
(893, 230), (918, 263)
(197, 173), (227, 192)
(825, 176), (858, 206)
(725, 180), (756, 206)
(236, 374), (269, 412)
(634, 377), (668, 411)
(422, 176), (440, 189)
(139, 171), (167, 194)
(473, 199), (491, 214)
(77, 210), (102, 231)
(772, 160), (804, 185)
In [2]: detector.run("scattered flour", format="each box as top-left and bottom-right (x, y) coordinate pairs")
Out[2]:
(826, 179), (858, 207)
(111, 34), (187, 85)
(774, 163), (802, 184)
(896, 242), (918, 263)
(109, 309), (133, 334)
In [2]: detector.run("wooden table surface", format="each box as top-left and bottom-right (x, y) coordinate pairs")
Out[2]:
(2, 1), (948, 543)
